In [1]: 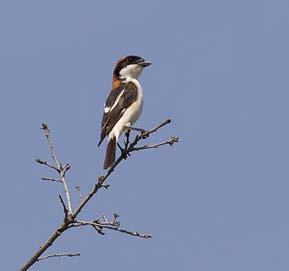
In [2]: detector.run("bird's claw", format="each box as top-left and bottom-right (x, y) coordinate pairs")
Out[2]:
(117, 143), (130, 159)
(129, 126), (146, 133)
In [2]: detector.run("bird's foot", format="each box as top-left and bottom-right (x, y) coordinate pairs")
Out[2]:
(117, 143), (130, 159)
(129, 126), (146, 133)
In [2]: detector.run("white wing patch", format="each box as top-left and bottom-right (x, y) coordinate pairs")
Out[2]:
(103, 89), (124, 115)
(109, 89), (125, 112)
(104, 106), (110, 113)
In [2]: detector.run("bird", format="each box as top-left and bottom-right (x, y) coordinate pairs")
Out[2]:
(98, 55), (152, 169)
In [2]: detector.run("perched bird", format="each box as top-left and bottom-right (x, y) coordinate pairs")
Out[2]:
(98, 55), (152, 169)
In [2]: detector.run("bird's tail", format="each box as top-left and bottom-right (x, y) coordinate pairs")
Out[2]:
(103, 136), (116, 169)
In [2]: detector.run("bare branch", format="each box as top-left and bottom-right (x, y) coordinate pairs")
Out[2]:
(73, 119), (174, 218)
(20, 119), (177, 270)
(35, 159), (59, 172)
(132, 136), (179, 151)
(20, 219), (73, 271)
(63, 163), (71, 177)
(72, 219), (151, 239)
(104, 226), (152, 239)
(139, 118), (171, 139)
(41, 123), (61, 169)
(37, 253), (80, 261)
(41, 177), (62, 183)
(41, 123), (73, 214)
(70, 220), (104, 233)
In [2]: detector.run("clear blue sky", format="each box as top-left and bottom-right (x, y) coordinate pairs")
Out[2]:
(1, 0), (289, 270)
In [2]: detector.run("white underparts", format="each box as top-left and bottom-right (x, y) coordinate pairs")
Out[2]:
(108, 78), (143, 141)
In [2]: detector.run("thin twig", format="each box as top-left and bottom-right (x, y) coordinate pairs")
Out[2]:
(132, 136), (179, 151)
(71, 220), (151, 239)
(41, 124), (73, 214)
(104, 226), (152, 238)
(140, 118), (171, 139)
(41, 177), (62, 183)
(41, 124), (61, 168)
(35, 159), (59, 172)
(37, 253), (80, 261)
(63, 163), (71, 177)
(59, 195), (68, 218)
(69, 220), (103, 232)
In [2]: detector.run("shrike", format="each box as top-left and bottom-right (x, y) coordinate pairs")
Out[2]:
(98, 55), (152, 169)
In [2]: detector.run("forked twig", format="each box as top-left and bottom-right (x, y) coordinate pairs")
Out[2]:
(71, 219), (151, 239)
(132, 136), (179, 151)
(40, 124), (73, 214)
(72, 119), (175, 218)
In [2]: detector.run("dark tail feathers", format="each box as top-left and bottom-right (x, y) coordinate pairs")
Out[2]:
(103, 137), (116, 169)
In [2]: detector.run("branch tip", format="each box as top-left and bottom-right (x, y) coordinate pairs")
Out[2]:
(37, 252), (80, 262)
(41, 123), (49, 131)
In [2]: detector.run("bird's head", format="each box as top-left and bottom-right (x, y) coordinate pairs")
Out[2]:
(113, 55), (152, 82)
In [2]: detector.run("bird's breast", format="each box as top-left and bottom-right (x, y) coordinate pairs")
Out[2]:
(108, 79), (144, 140)
(125, 80), (143, 125)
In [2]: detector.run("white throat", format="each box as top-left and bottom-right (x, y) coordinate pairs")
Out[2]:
(119, 64), (143, 81)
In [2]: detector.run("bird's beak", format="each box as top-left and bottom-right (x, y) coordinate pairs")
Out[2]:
(140, 60), (152, 67)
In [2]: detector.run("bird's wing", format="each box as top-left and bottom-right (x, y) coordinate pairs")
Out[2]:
(98, 82), (138, 146)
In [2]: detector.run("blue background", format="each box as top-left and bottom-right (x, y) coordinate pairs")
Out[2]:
(1, 0), (289, 270)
